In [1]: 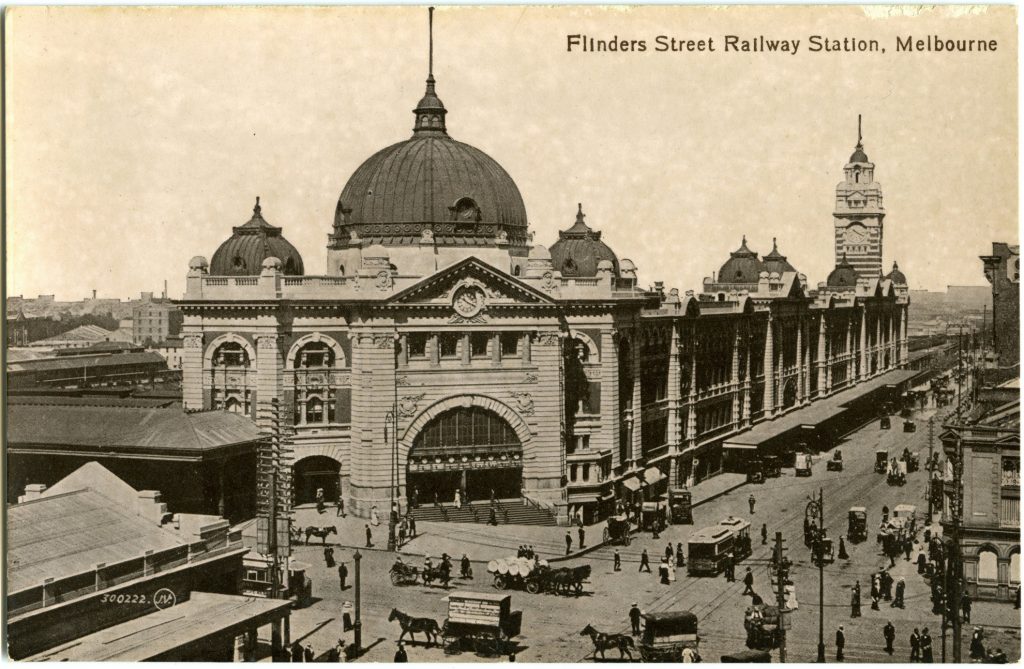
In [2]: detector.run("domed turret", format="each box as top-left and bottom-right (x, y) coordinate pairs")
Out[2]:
(210, 198), (304, 276)
(761, 237), (798, 276)
(885, 260), (907, 286)
(549, 204), (620, 277)
(717, 236), (762, 283)
(827, 253), (859, 289)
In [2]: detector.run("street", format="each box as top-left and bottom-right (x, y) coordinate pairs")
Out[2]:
(286, 398), (1020, 663)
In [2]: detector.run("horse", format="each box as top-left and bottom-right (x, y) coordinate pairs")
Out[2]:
(580, 624), (635, 660)
(421, 563), (451, 589)
(388, 608), (440, 647)
(305, 525), (337, 545)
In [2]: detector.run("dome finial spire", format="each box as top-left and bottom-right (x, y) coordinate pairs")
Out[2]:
(428, 6), (434, 79)
(857, 113), (862, 148)
(254, 196), (261, 217)
(413, 7), (447, 134)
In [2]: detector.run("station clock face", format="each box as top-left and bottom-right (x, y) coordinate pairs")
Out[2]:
(452, 285), (486, 318)
(845, 224), (868, 244)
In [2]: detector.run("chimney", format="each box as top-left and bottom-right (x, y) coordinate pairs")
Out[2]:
(19, 483), (48, 503)
(163, 279), (168, 300)
(92, 289), (97, 299)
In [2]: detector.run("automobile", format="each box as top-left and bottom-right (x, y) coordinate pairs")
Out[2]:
(903, 419), (917, 433)
(827, 450), (843, 472)
(875, 450), (889, 474)
(847, 506), (867, 542)
(795, 453), (813, 477)
(880, 415), (892, 430)
(746, 457), (766, 484)
(763, 455), (782, 478)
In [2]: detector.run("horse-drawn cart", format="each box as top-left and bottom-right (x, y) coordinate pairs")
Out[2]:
(639, 610), (699, 662)
(603, 515), (632, 545)
(827, 450), (844, 472)
(486, 556), (590, 595)
(744, 603), (781, 650)
(441, 591), (522, 657)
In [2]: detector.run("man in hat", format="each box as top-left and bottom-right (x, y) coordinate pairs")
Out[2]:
(892, 577), (905, 609)
(639, 549), (651, 573)
(749, 493), (757, 514)
(742, 567), (755, 595)
(676, 542), (685, 567)
(290, 641), (304, 662)
(665, 542), (674, 561)
(565, 530), (573, 556)
(364, 524), (372, 548)
(835, 625), (846, 661)
(961, 592), (972, 623)
(909, 627), (921, 662)
(920, 627), (933, 663)
(394, 641), (408, 663)
(761, 523), (768, 545)
(970, 627), (985, 661)
(883, 621), (896, 655)
(578, 525), (586, 550)
(613, 548), (622, 572)
(629, 603), (642, 636)
(851, 581), (862, 618)
(725, 552), (736, 582)
(303, 644), (315, 662)
(338, 560), (348, 591)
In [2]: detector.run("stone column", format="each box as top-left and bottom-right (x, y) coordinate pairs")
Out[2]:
(900, 306), (909, 366)
(816, 315), (827, 396)
(875, 311), (882, 376)
(762, 314), (775, 418)
(182, 332), (204, 410)
(631, 332), (643, 465)
(255, 334), (283, 432)
(687, 333), (698, 444)
(600, 330), (620, 470)
(824, 320), (833, 393)
(845, 316), (853, 383)
(667, 324), (682, 486)
(741, 327), (751, 426)
(730, 322), (741, 424)
(795, 317), (804, 403)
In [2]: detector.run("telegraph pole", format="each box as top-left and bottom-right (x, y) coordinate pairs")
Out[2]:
(353, 550), (363, 655)
(927, 417), (935, 520)
(950, 429), (965, 663)
(817, 488), (825, 664)
(774, 531), (788, 663)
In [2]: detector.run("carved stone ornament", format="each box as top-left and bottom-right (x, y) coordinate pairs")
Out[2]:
(534, 331), (560, 347)
(183, 335), (203, 349)
(449, 313), (487, 325)
(255, 335), (279, 351)
(523, 372), (539, 384)
(332, 373), (351, 386)
(375, 270), (393, 291)
(509, 391), (536, 416)
(398, 393), (426, 417)
(542, 270), (557, 291)
(351, 275), (362, 292)
(396, 375), (411, 386)
(373, 334), (395, 349)
(420, 229), (434, 243)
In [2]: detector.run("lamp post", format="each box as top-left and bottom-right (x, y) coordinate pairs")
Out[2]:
(385, 410), (398, 552)
(353, 549), (362, 655)
(806, 490), (826, 662)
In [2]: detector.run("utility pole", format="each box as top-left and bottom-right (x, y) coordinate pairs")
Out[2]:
(927, 417), (935, 520)
(950, 429), (965, 663)
(353, 550), (363, 655)
(774, 531), (788, 663)
(817, 488), (825, 664)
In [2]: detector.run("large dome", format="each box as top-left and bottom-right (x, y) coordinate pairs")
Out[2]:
(211, 199), (304, 276)
(827, 253), (859, 289)
(717, 236), (762, 283)
(329, 74), (528, 249)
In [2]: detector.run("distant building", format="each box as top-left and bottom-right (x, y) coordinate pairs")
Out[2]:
(980, 242), (1020, 368)
(156, 335), (184, 370)
(6, 462), (288, 661)
(28, 324), (121, 349)
(132, 293), (182, 346)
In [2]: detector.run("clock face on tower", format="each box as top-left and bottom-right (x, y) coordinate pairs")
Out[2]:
(844, 223), (868, 245)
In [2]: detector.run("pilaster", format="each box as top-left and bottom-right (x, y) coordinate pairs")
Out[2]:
(762, 314), (775, 418)
(182, 332), (204, 410)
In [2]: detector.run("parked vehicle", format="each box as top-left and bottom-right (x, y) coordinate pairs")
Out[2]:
(763, 455), (782, 478)
(875, 449), (889, 474)
(441, 591), (522, 656)
(795, 453), (813, 477)
(638, 611), (699, 662)
(880, 415), (892, 430)
(602, 515), (632, 546)
(744, 604), (781, 650)
(747, 457), (766, 484)
(903, 419), (917, 433)
(827, 450), (844, 472)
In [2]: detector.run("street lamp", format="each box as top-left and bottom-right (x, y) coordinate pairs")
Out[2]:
(805, 490), (825, 663)
(385, 410), (398, 552)
(353, 549), (362, 655)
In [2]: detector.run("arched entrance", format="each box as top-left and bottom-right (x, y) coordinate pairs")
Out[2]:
(406, 406), (523, 503)
(782, 379), (798, 409)
(294, 456), (341, 505)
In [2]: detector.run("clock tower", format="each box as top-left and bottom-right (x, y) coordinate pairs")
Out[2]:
(834, 116), (885, 277)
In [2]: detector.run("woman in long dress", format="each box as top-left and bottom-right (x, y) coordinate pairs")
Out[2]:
(370, 505), (380, 526)
(454, 488), (462, 509)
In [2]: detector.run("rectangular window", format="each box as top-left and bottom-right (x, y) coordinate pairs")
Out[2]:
(328, 389), (337, 423)
(570, 464), (578, 482)
(439, 333), (460, 359)
(582, 463), (590, 482)
(407, 333), (428, 359)
(500, 332), (519, 358)
(1001, 496), (1019, 528)
(470, 333), (490, 358)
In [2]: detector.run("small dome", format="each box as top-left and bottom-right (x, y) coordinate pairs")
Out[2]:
(827, 253), (859, 288)
(886, 260), (907, 285)
(849, 143), (870, 164)
(620, 259), (637, 272)
(189, 256), (209, 271)
(528, 244), (551, 260)
(761, 238), (798, 276)
(262, 256), (282, 271)
(597, 259), (615, 274)
(210, 198), (304, 276)
(549, 204), (620, 277)
(717, 236), (762, 283)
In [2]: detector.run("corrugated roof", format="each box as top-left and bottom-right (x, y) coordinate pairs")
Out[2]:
(32, 324), (116, 345)
(7, 405), (261, 452)
(7, 351), (166, 373)
(8, 489), (186, 593)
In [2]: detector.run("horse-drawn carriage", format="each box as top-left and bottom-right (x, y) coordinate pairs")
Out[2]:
(847, 506), (868, 543)
(903, 419), (917, 433)
(827, 450), (844, 472)
(639, 610), (699, 662)
(744, 603), (782, 650)
(794, 452), (813, 477)
(893, 504), (918, 534)
(440, 591), (522, 656)
(887, 460), (907, 487)
(603, 515), (632, 546)
(486, 556), (590, 596)
(903, 448), (920, 472)
(390, 558), (452, 588)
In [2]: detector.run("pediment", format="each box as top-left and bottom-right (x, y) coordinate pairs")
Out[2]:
(387, 257), (557, 317)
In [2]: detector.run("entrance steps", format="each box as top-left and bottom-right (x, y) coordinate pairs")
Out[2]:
(409, 499), (556, 526)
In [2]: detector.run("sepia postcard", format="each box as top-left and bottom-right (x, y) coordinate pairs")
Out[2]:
(4, 4), (1020, 663)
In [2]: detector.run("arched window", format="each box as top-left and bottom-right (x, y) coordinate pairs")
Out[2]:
(338, 264), (345, 276)
(978, 548), (999, 581)
(307, 397), (324, 424)
(573, 337), (590, 363)
(213, 342), (250, 367)
(232, 256), (246, 271)
(1010, 552), (1021, 585)
(512, 265), (521, 277)
(295, 341), (335, 369)
(225, 397), (242, 414)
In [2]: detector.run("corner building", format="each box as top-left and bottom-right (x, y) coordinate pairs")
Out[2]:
(178, 44), (910, 523)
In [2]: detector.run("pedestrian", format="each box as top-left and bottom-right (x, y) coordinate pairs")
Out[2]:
(316, 488), (325, 514)
(836, 625), (845, 662)
(665, 542), (674, 561)
(334, 639), (346, 663)
(676, 542), (685, 568)
(461, 553), (472, 579)
(394, 641), (408, 663)
(489, 507), (498, 526)
(408, 515), (417, 537)
(639, 549), (651, 573)
(304, 644), (315, 662)
(652, 518), (660, 540)
(892, 577), (905, 608)
(508, 651), (516, 663)
(659, 558), (670, 585)
(725, 552), (736, 582)
(338, 561), (348, 591)
(761, 523), (768, 545)
(453, 488), (461, 509)
(884, 621), (896, 655)
(916, 552), (927, 574)
(324, 546), (335, 568)
(1015, 584), (1021, 609)
(851, 581), (862, 618)
(871, 574), (880, 610)
(838, 536), (849, 560)
(578, 526), (585, 550)
(742, 567), (755, 595)
(629, 602), (642, 636)
(565, 530), (573, 555)
(882, 505), (889, 522)
(970, 627), (985, 661)
(398, 524), (407, 547)
(920, 627), (933, 663)
(961, 592), (972, 623)
(291, 641), (304, 662)
(336, 497), (346, 517)
(749, 494), (756, 514)
(365, 524), (372, 548)
(613, 549), (622, 571)
(909, 628), (921, 662)
(881, 570), (893, 601)
(411, 487), (418, 509)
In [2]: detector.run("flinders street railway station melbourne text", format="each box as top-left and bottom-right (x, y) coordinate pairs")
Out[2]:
(178, 55), (910, 525)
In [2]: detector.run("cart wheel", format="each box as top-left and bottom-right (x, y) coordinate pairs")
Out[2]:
(494, 574), (509, 590)
(390, 571), (402, 586)
(525, 580), (540, 594)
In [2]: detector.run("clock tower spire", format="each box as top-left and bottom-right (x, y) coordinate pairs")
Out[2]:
(833, 115), (885, 277)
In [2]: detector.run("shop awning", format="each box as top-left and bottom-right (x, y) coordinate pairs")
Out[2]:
(642, 466), (667, 485)
(621, 477), (642, 492)
(723, 442), (758, 450)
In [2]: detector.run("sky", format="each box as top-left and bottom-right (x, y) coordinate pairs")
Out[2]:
(5, 5), (1018, 301)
